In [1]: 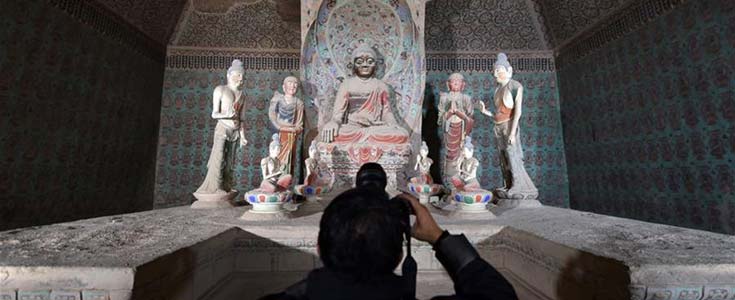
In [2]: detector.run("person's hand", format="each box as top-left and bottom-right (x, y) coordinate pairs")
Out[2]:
(395, 193), (444, 244)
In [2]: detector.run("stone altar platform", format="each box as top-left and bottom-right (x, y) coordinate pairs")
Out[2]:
(1, 202), (735, 300)
(317, 142), (412, 190)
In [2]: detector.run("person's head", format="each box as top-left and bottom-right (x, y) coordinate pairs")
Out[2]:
(269, 133), (281, 158)
(352, 44), (377, 78)
(355, 162), (387, 190)
(318, 187), (408, 281)
(493, 53), (513, 84)
(282, 76), (299, 97)
(463, 137), (474, 159)
(227, 59), (245, 87)
(447, 73), (465, 92)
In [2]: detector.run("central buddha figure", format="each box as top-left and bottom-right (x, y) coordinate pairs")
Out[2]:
(320, 45), (409, 144)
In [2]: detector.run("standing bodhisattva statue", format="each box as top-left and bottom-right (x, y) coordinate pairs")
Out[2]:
(438, 73), (475, 179)
(480, 53), (539, 204)
(193, 60), (247, 207)
(268, 76), (304, 175)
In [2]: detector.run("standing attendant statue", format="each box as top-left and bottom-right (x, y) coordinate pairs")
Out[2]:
(268, 76), (304, 175)
(438, 73), (475, 179)
(192, 59), (247, 208)
(479, 53), (539, 207)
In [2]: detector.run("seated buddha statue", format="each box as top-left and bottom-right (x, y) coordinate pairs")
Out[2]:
(320, 44), (409, 144)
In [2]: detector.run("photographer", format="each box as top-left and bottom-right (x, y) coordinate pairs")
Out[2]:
(261, 164), (517, 300)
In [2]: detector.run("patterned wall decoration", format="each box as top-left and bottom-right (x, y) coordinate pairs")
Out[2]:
(558, 0), (735, 234)
(156, 50), (301, 208)
(532, 0), (631, 47)
(45, 0), (165, 61)
(171, 0), (301, 49)
(93, 0), (187, 46)
(0, 0), (164, 230)
(425, 0), (548, 51)
(426, 64), (569, 207)
(555, 0), (689, 69)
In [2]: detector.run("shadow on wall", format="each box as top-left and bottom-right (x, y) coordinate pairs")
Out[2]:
(130, 228), (318, 300)
(475, 227), (632, 300)
(422, 83), (442, 184)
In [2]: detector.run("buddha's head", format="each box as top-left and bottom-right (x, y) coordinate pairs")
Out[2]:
(352, 44), (377, 79)
(283, 76), (299, 97)
(420, 141), (429, 158)
(463, 137), (474, 159)
(269, 134), (281, 159)
(447, 73), (466, 92)
(493, 53), (513, 85)
(227, 59), (245, 88)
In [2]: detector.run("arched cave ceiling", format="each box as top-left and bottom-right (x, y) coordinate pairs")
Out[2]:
(94, 0), (633, 50)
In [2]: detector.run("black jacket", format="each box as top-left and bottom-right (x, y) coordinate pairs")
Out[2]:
(260, 233), (518, 300)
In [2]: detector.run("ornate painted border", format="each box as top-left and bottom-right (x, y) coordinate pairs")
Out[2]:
(166, 47), (301, 70)
(556, 0), (688, 69)
(46, 0), (165, 62)
(166, 48), (556, 73)
(426, 51), (556, 72)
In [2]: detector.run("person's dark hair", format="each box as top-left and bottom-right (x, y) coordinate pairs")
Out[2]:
(355, 162), (387, 190)
(318, 187), (407, 281)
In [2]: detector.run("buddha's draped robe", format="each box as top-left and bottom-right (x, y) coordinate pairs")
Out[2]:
(330, 77), (408, 144)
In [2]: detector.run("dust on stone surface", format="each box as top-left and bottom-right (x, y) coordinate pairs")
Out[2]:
(2, 204), (735, 268)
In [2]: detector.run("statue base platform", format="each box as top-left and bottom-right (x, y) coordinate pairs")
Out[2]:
(240, 209), (292, 221)
(432, 200), (496, 219)
(318, 142), (411, 190)
(494, 188), (542, 210)
(407, 182), (443, 205)
(191, 190), (238, 209)
(243, 190), (292, 214)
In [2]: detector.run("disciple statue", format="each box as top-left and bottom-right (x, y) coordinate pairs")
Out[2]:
(193, 59), (247, 204)
(479, 53), (539, 202)
(320, 44), (409, 144)
(438, 73), (475, 178)
(259, 134), (293, 193)
(268, 76), (304, 174)
(411, 141), (434, 184)
(449, 137), (481, 191)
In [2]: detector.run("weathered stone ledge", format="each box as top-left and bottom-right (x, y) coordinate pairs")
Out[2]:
(0, 204), (733, 300)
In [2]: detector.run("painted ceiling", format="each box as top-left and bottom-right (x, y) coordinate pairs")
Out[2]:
(94, 0), (633, 50)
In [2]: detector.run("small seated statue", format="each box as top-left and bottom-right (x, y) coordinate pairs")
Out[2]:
(447, 137), (493, 212)
(450, 137), (481, 191)
(408, 141), (442, 204)
(259, 133), (293, 193)
(320, 44), (409, 145)
(243, 134), (294, 216)
(411, 141), (434, 185)
(295, 141), (334, 199)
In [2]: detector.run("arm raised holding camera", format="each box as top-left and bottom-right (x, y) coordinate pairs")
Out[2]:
(396, 194), (518, 300)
